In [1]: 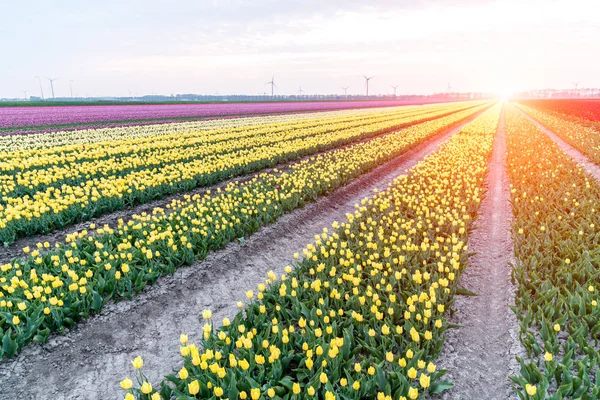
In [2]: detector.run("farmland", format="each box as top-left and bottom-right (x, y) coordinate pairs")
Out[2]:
(0, 100), (441, 136)
(1, 98), (600, 400)
(518, 99), (600, 123)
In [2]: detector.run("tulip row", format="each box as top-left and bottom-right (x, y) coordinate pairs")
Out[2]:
(0, 103), (487, 245)
(515, 103), (600, 167)
(517, 102), (600, 136)
(0, 103), (474, 155)
(0, 100), (443, 130)
(0, 103), (469, 191)
(517, 99), (600, 123)
(1, 104), (443, 167)
(116, 104), (501, 399)
(504, 105), (600, 399)
(0, 108), (412, 196)
(0, 103), (490, 359)
(0, 106), (388, 152)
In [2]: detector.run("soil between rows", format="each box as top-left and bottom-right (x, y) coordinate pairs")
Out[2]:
(0, 112), (483, 400)
(433, 108), (524, 400)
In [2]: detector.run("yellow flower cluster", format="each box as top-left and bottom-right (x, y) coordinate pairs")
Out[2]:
(120, 104), (501, 399)
(0, 102), (484, 244)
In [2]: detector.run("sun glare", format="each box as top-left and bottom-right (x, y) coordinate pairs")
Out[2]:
(493, 88), (515, 101)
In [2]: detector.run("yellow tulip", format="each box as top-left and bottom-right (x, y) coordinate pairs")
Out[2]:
(140, 381), (152, 394)
(408, 387), (419, 399)
(178, 367), (189, 379)
(179, 334), (188, 344)
(131, 356), (143, 369)
(188, 380), (200, 395)
(525, 384), (537, 396)
(120, 377), (132, 390)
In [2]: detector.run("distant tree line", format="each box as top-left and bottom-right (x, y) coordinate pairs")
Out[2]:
(1, 92), (493, 106)
(513, 88), (600, 99)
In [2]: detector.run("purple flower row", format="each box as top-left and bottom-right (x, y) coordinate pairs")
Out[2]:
(0, 100), (433, 130)
(0, 115), (250, 137)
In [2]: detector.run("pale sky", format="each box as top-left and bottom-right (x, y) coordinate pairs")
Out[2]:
(2, 0), (599, 98)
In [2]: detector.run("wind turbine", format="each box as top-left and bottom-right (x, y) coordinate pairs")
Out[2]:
(363, 75), (374, 96)
(391, 85), (398, 96)
(23, 90), (28, 100)
(46, 77), (59, 99)
(297, 86), (305, 96)
(69, 80), (74, 98)
(447, 82), (453, 93)
(341, 86), (349, 96)
(266, 76), (276, 96)
(573, 82), (580, 97)
(35, 76), (44, 100)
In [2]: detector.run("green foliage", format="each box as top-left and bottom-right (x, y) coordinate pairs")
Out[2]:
(505, 105), (600, 398)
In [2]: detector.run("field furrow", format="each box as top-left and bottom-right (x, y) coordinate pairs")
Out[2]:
(433, 107), (523, 399)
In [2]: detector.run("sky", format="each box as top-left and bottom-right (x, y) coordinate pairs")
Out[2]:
(2, 0), (599, 98)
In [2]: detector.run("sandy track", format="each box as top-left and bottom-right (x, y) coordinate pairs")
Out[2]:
(0, 112), (484, 400)
(434, 108), (523, 399)
(519, 109), (600, 181)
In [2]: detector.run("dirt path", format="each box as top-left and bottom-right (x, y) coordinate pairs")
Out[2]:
(0, 113), (481, 400)
(434, 109), (523, 400)
(519, 109), (600, 181)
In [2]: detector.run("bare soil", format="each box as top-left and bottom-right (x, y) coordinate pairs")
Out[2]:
(434, 109), (524, 400)
(0, 116), (479, 400)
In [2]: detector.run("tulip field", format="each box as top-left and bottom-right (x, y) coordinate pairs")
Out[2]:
(518, 99), (600, 123)
(1, 99), (600, 399)
(0, 100), (436, 136)
(505, 105), (600, 399)
(0, 102), (480, 245)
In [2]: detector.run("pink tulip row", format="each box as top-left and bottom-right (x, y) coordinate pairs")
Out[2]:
(0, 100), (435, 130)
